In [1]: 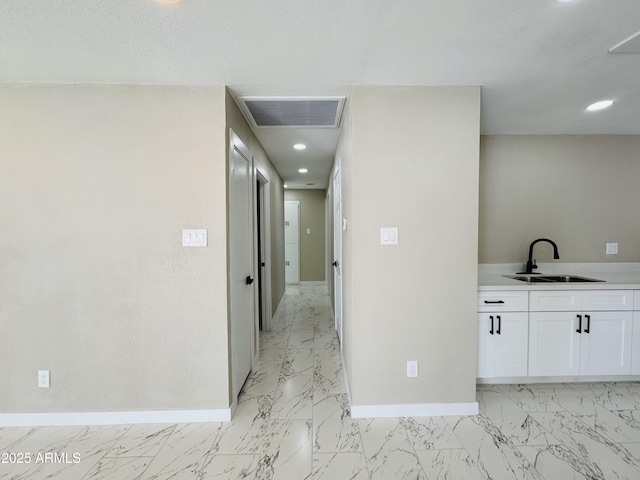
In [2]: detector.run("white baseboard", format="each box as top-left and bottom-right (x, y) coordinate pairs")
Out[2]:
(0, 408), (232, 427)
(350, 401), (478, 419)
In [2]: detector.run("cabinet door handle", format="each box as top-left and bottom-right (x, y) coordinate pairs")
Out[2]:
(484, 300), (505, 304)
(585, 314), (590, 334)
(489, 315), (494, 335)
(576, 314), (582, 333)
(496, 315), (501, 335)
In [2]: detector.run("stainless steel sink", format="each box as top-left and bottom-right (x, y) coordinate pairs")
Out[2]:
(504, 274), (604, 283)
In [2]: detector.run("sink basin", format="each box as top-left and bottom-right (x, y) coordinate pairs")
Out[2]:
(504, 274), (604, 283)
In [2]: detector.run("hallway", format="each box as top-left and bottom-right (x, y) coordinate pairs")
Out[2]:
(4, 283), (640, 479)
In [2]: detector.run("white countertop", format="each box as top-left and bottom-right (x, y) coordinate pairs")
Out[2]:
(479, 263), (640, 291)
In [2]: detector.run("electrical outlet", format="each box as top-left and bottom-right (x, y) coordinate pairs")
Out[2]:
(406, 361), (418, 378)
(38, 370), (50, 388)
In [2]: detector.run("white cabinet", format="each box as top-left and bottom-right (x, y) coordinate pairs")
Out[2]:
(529, 291), (633, 377)
(478, 312), (528, 378)
(477, 291), (528, 378)
(632, 291), (640, 375)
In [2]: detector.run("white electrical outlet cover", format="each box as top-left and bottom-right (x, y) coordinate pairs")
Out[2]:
(38, 370), (50, 388)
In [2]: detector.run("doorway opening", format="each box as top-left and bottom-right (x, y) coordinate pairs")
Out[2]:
(254, 166), (273, 336)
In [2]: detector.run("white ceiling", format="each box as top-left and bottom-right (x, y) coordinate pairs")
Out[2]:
(2, 0), (639, 189)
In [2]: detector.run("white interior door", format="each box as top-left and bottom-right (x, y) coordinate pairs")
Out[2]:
(229, 131), (255, 399)
(284, 201), (300, 284)
(333, 165), (343, 342)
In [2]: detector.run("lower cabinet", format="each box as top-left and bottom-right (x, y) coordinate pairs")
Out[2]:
(479, 289), (638, 380)
(529, 310), (632, 376)
(632, 312), (640, 375)
(478, 312), (528, 378)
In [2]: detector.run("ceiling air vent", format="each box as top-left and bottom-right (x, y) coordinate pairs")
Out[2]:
(237, 96), (345, 128)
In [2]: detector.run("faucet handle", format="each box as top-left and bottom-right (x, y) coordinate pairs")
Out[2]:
(532, 260), (538, 270)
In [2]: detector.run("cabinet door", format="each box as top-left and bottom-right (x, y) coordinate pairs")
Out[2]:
(494, 312), (529, 377)
(580, 311), (632, 375)
(477, 314), (495, 378)
(632, 312), (640, 375)
(529, 312), (580, 376)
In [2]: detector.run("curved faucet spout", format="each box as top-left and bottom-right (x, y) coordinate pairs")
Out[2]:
(520, 238), (560, 274)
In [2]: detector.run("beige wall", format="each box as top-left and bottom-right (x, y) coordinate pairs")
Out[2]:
(0, 84), (230, 412)
(339, 85), (481, 407)
(225, 90), (286, 316)
(284, 189), (326, 281)
(479, 135), (640, 264)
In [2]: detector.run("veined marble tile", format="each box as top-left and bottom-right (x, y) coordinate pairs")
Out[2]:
(2, 425), (84, 453)
(575, 404), (640, 444)
(313, 394), (361, 453)
(82, 456), (151, 480)
(0, 426), (92, 480)
(477, 390), (557, 446)
(503, 384), (564, 413)
(104, 424), (175, 458)
(254, 352), (285, 373)
(313, 335), (340, 359)
(23, 424), (133, 480)
(281, 344), (314, 379)
(288, 328), (315, 344)
(271, 374), (313, 420)
(260, 331), (289, 351)
(445, 414), (543, 480)
(259, 419), (312, 480)
(416, 449), (486, 480)
(312, 452), (369, 480)
(539, 386), (602, 416)
(240, 364), (281, 397)
(138, 422), (220, 480)
(313, 357), (344, 395)
(570, 382), (640, 411)
(530, 411), (640, 479)
(293, 307), (315, 321)
(314, 320), (336, 337)
(0, 426), (40, 452)
(199, 454), (260, 480)
(358, 418), (426, 480)
(401, 416), (463, 451)
(518, 444), (603, 480)
(212, 395), (272, 455)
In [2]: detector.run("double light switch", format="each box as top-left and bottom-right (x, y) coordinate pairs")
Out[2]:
(380, 227), (399, 245)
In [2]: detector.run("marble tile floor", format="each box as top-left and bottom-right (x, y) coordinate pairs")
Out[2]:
(3, 282), (640, 479)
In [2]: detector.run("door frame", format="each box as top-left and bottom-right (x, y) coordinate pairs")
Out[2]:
(254, 164), (273, 337)
(333, 161), (343, 343)
(229, 129), (257, 399)
(325, 188), (332, 292)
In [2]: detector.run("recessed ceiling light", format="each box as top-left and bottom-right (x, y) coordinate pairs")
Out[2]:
(293, 143), (306, 151)
(298, 168), (308, 173)
(586, 100), (614, 112)
(284, 184), (288, 188)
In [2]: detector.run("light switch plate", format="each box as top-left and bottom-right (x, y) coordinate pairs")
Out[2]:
(380, 227), (399, 245)
(606, 243), (618, 255)
(407, 361), (418, 378)
(182, 229), (207, 247)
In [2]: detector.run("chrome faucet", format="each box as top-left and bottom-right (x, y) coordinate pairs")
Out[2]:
(519, 238), (560, 274)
